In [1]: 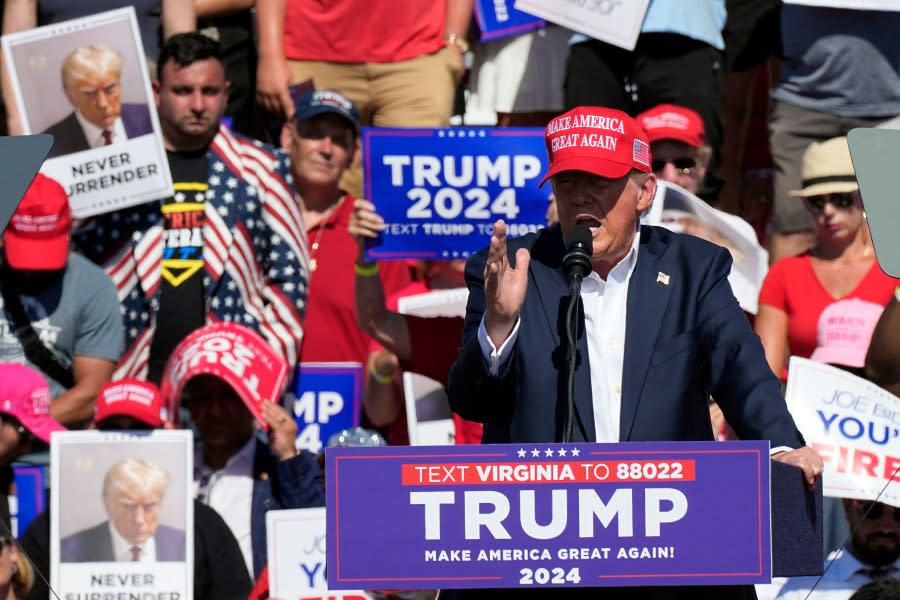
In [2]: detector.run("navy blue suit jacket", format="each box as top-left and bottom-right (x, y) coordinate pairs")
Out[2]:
(59, 521), (185, 562)
(44, 103), (153, 158)
(448, 224), (804, 448)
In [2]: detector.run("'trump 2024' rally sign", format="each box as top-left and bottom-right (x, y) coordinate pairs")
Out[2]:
(362, 127), (550, 261)
(327, 441), (772, 589)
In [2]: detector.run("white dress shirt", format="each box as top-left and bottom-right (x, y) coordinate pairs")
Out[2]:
(194, 437), (255, 578)
(775, 548), (900, 599)
(478, 232), (640, 442)
(75, 111), (127, 148)
(109, 521), (156, 563)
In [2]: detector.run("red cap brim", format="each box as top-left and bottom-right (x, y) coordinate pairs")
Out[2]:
(3, 231), (68, 270)
(540, 157), (633, 187)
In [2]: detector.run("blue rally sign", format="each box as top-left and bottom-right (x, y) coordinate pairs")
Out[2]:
(362, 127), (550, 261)
(327, 441), (772, 589)
(474, 0), (544, 41)
(12, 466), (45, 536)
(292, 363), (362, 454)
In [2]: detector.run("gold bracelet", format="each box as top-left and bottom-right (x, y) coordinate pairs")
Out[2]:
(355, 262), (380, 277)
(444, 33), (470, 53)
(369, 362), (394, 384)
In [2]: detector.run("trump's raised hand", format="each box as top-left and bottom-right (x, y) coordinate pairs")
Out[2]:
(483, 220), (530, 347)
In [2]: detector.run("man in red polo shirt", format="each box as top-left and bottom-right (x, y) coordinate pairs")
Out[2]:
(281, 89), (410, 365)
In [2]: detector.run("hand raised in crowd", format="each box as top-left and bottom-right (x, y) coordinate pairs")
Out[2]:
(261, 401), (298, 462)
(484, 219), (530, 347)
(772, 446), (825, 490)
(348, 198), (386, 246)
(255, 56), (294, 120)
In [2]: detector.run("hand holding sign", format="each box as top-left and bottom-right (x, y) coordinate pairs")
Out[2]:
(484, 219), (530, 347)
(348, 198), (386, 247)
(262, 401), (299, 461)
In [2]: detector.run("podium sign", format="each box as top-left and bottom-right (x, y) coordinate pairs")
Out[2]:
(327, 441), (772, 589)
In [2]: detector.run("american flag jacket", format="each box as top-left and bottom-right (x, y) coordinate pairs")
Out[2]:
(73, 126), (310, 379)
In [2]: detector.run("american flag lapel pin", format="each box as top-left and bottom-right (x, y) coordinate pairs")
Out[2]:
(656, 272), (670, 286)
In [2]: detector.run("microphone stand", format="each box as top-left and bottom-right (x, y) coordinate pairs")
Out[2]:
(564, 273), (583, 443)
(561, 228), (592, 443)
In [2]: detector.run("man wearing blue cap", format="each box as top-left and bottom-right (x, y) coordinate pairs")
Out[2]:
(280, 89), (410, 366)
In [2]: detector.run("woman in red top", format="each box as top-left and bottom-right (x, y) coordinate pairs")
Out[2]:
(755, 137), (899, 380)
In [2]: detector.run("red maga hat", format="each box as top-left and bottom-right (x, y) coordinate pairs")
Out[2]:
(636, 104), (705, 148)
(3, 174), (71, 270)
(541, 106), (651, 186)
(94, 378), (165, 428)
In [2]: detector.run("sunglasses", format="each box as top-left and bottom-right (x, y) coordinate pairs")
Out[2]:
(651, 157), (697, 175)
(805, 193), (856, 213)
(860, 502), (900, 522)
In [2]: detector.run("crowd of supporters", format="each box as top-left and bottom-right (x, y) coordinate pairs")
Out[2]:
(0, 1), (896, 598)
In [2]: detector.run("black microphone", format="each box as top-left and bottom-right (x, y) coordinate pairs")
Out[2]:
(562, 225), (592, 443)
(563, 225), (593, 281)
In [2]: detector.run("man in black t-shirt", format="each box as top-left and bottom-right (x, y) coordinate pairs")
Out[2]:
(72, 33), (309, 387)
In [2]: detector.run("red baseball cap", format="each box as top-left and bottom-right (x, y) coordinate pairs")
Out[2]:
(0, 363), (66, 443)
(94, 378), (165, 428)
(3, 174), (71, 270)
(541, 106), (651, 186)
(636, 104), (705, 148)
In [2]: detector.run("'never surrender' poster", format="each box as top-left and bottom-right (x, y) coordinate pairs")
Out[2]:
(327, 441), (772, 589)
(2, 8), (172, 217)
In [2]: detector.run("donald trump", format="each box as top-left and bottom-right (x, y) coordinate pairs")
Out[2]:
(43, 45), (153, 158)
(60, 458), (185, 562)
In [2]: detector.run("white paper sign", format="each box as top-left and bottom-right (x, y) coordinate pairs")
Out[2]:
(513, 0), (650, 50)
(51, 430), (194, 598)
(646, 181), (769, 314)
(785, 357), (900, 507)
(398, 288), (468, 446)
(266, 508), (370, 599)
(784, 0), (900, 11)
(1, 7), (173, 217)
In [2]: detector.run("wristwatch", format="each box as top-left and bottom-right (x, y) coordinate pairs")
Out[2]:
(444, 32), (470, 53)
